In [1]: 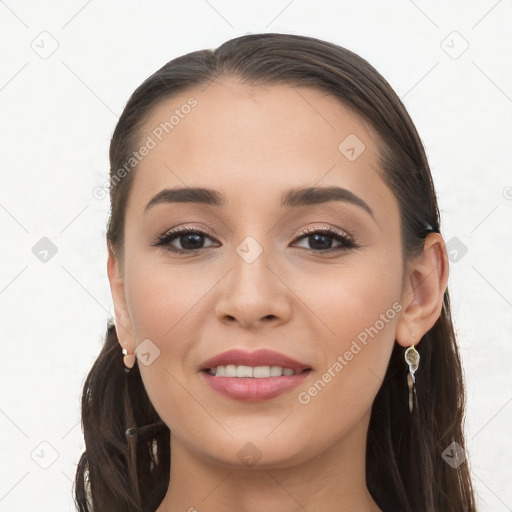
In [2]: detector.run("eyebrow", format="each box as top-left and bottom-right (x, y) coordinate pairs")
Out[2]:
(144, 186), (375, 219)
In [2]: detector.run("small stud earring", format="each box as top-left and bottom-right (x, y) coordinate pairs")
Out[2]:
(122, 347), (136, 372)
(404, 334), (420, 414)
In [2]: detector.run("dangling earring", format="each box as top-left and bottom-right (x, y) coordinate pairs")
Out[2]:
(122, 347), (136, 372)
(404, 334), (420, 413)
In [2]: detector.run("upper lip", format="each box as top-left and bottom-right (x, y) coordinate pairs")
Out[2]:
(200, 349), (312, 372)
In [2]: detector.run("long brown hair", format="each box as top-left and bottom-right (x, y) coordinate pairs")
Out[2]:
(74, 33), (477, 511)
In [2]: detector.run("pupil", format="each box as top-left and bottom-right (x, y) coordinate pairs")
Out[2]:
(181, 233), (203, 250)
(309, 234), (331, 250)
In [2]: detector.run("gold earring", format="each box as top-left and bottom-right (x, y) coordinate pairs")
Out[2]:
(404, 334), (420, 413)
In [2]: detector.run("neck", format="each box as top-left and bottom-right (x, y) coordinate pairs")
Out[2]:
(156, 411), (381, 512)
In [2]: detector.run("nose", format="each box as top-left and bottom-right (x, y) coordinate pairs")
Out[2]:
(214, 243), (292, 329)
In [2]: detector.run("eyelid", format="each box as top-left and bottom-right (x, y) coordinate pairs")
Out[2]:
(293, 223), (351, 240)
(290, 224), (356, 251)
(159, 224), (217, 241)
(157, 223), (351, 241)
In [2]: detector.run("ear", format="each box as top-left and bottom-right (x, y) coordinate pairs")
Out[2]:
(107, 243), (135, 352)
(395, 233), (449, 347)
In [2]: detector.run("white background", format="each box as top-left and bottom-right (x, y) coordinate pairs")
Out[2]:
(1, 1), (511, 510)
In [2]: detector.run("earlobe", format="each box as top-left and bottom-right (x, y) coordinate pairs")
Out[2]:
(107, 244), (135, 349)
(395, 233), (449, 347)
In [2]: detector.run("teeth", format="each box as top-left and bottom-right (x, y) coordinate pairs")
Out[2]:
(236, 365), (253, 378)
(209, 365), (302, 377)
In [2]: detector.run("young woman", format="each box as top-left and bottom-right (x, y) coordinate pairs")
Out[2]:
(75, 33), (477, 512)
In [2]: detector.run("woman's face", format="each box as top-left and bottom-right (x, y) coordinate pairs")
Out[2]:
(111, 78), (409, 468)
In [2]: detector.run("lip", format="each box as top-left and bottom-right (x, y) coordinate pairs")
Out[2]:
(199, 349), (312, 402)
(199, 348), (311, 372)
(201, 371), (311, 402)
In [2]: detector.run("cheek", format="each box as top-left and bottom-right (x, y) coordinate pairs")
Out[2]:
(292, 250), (402, 346)
(125, 254), (213, 341)
(123, 255), (222, 426)
(289, 253), (402, 404)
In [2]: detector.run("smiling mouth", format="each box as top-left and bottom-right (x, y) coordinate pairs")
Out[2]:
(203, 365), (312, 378)
(201, 365), (313, 402)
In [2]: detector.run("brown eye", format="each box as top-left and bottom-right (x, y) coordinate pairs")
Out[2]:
(291, 227), (357, 253)
(153, 228), (219, 254)
(152, 226), (358, 255)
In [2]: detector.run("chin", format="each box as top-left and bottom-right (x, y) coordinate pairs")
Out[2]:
(193, 435), (316, 471)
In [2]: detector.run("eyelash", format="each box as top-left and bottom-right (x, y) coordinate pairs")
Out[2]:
(152, 225), (358, 255)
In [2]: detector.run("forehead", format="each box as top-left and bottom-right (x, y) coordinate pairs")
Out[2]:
(125, 78), (397, 225)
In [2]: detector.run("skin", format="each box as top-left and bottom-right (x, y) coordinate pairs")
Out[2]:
(108, 77), (449, 512)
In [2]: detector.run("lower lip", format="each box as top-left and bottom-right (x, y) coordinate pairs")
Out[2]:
(201, 370), (311, 402)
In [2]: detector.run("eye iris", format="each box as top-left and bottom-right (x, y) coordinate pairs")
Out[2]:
(180, 233), (204, 250)
(308, 233), (333, 250)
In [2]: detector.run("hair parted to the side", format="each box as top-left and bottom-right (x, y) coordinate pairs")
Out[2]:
(74, 33), (477, 512)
